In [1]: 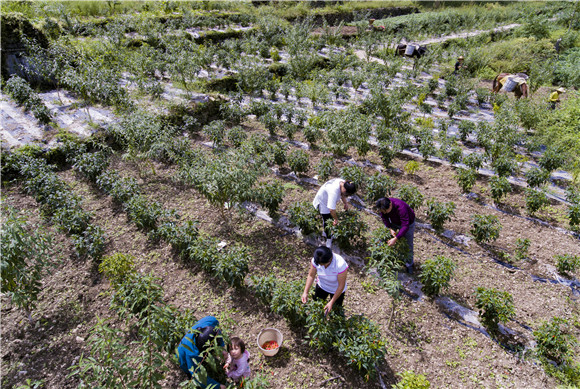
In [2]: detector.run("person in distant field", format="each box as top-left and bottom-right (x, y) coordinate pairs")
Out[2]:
(375, 197), (416, 274)
(454, 56), (465, 74)
(176, 316), (227, 389)
(224, 337), (251, 382)
(301, 246), (348, 315)
(312, 178), (357, 248)
(549, 87), (565, 109)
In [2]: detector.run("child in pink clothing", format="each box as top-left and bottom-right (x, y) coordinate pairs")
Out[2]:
(224, 337), (251, 382)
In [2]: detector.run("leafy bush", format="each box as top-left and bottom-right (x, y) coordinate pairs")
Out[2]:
(367, 227), (409, 274)
(288, 201), (320, 236)
(397, 184), (424, 212)
(534, 317), (577, 365)
(555, 254), (580, 275)
(458, 120), (476, 142)
(489, 175), (512, 204)
(419, 255), (456, 297)
(71, 224), (106, 260)
(463, 152), (485, 170)
(271, 141), (287, 167)
(96, 171), (141, 204)
(153, 220), (199, 254)
(492, 156), (515, 178)
(99, 253), (136, 287)
(404, 161), (420, 175)
(425, 199), (456, 233)
(4, 75), (52, 124)
(303, 125), (322, 146)
(213, 245), (250, 287)
(250, 274), (277, 305)
(475, 287), (516, 333)
(393, 370), (431, 389)
(0, 205), (54, 315)
(73, 152), (110, 181)
(456, 167), (477, 193)
(525, 188), (549, 215)
(250, 180), (285, 219)
(526, 167), (550, 188)
(270, 279), (306, 327)
(470, 214), (502, 244)
(515, 238), (531, 261)
(287, 149), (309, 174)
(340, 165), (366, 190)
(555, 48), (580, 89)
(330, 210), (367, 250)
(111, 273), (164, 319)
(365, 173), (396, 204)
(445, 142), (463, 165)
(227, 126), (247, 148)
(539, 147), (566, 172)
(125, 195), (169, 231)
(315, 156), (334, 183)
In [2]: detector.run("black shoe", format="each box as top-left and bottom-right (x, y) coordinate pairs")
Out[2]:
(405, 264), (414, 275)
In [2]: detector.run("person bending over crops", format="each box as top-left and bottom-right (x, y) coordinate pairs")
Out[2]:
(312, 178), (357, 248)
(176, 316), (227, 389)
(375, 197), (416, 274)
(224, 337), (251, 382)
(301, 246), (348, 315)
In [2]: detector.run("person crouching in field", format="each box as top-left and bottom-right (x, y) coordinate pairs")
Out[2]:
(375, 197), (416, 274)
(312, 178), (357, 248)
(224, 337), (250, 383)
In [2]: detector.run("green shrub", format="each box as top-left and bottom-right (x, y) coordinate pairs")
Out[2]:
(526, 167), (550, 188)
(72, 152), (110, 181)
(303, 125), (322, 146)
(330, 210), (367, 250)
(288, 201), (320, 236)
(271, 141), (287, 167)
(525, 188), (549, 215)
(463, 152), (485, 170)
(250, 180), (285, 219)
(213, 245), (250, 287)
(397, 184), (424, 211)
(515, 238), (531, 261)
(287, 149), (309, 174)
(458, 120), (476, 142)
(111, 273), (164, 319)
(419, 255), (456, 297)
(534, 317), (577, 365)
(555, 254), (580, 275)
(99, 253), (136, 286)
(153, 220), (199, 254)
(455, 167), (477, 193)
(492, 156), (515, 178)
(71, 224), (106, 260)
(378, 142), (397, 168)
(315, 156), (334, 182)
(445, 142), (463, 165)
(393, 370), (431, 389)
(367, 227), (409, 274)
(470, 214), (502, 244)
(0, 205), (54, 315)
(425, 199), (456, 233)
(364, 173), (396, 204)
(489, 175), (512, 204)
(539, 147), (566, 172)
(340, 165), (366, 190)
(226, 125), (247, 147)
(404, 160), (420, 175)
(475, 287), (515, 333)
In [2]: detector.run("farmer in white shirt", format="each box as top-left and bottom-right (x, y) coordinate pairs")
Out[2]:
(301, 246), (349, 315)
(312, 178), (357, 247)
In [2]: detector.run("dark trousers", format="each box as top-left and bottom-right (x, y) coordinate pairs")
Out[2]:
(314, 284), (345, 307)
(320, 212), (333, 238)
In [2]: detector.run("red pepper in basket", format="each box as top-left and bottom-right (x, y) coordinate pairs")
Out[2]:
(262, 340), (278, 350)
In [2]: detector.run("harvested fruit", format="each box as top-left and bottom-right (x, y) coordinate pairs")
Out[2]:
(262, 340), (278, 350)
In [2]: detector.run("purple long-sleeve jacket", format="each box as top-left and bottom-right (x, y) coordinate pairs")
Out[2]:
(379, 198), (415, 239)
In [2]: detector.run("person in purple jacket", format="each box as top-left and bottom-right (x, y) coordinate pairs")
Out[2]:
(375, 197), (416, 274)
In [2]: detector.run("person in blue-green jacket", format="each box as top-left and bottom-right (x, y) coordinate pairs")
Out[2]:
(176, 316), (227, 389)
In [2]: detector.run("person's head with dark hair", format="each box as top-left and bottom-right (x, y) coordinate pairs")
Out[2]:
(196, 326), (221, 351)
(375, 197), (392, 214)
(343, 181), (357, 196)
(313, 246), (333, 266)
(228, 337), (246, 354)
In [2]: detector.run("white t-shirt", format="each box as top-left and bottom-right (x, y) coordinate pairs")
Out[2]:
(312, 178), (344, 214)
(311, 252), (348, 294)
